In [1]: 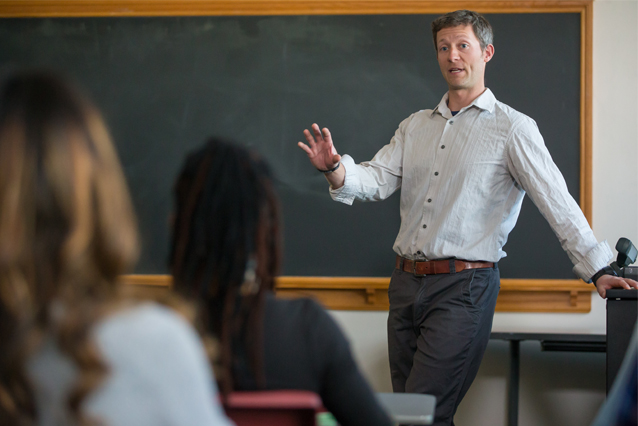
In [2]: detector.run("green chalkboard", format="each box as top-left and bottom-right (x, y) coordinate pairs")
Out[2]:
(0, 13), (582, 278)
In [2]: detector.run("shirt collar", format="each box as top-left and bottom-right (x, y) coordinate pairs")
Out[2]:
(431, 88), (496, 118)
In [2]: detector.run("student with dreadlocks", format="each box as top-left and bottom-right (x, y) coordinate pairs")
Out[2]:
(170, 138), (393, 426)
(0, 71), (232, 426)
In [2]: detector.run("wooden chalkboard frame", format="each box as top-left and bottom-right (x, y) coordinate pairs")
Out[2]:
(0, 0), (595, 312)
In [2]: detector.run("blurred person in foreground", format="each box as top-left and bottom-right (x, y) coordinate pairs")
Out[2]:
(591, 323), (638, 426)
(0, 72), (233, 426)
(169, 138), (393, 426)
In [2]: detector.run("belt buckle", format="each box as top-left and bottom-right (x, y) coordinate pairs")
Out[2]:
(413, 261), (427, 277)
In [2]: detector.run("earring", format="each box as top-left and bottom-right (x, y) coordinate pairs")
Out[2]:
(240, 259), (260, 296)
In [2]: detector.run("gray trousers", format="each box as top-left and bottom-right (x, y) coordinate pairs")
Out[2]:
(387, 264), (500, 426)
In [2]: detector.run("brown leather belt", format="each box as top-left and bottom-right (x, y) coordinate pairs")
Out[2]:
(395, 255), (494, 277)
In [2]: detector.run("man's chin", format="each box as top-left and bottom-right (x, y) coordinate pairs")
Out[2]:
(447, 83), (469, 91)
(443, 76), (467, 89)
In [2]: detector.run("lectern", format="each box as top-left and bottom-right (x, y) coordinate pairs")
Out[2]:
(606, 289), (638, 392)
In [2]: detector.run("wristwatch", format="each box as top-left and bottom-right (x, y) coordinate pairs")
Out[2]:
(591, 265), (618, 285)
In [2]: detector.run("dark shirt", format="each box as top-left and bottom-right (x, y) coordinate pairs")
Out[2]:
(234, 292), (392, 426)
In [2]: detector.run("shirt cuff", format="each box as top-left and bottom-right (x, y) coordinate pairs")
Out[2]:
(572, 240), (614, 282)
(329, 155), (358, 205)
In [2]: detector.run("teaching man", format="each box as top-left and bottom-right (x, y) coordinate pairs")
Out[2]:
(297, 9), (638, 426)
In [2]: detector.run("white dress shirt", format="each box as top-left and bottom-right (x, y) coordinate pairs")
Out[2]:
(330, 89), (612, 281)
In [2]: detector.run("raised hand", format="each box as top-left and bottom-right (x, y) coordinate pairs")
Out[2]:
(298, 123), (342, 171)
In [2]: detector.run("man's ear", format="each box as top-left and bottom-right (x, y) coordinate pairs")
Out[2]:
(483, 44), (495, 63)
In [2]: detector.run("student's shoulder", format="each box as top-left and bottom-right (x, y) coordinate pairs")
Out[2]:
(97, 302), (189, 335)
(267, 295), (356, 372)
(266, 294), (345, 339)
(94, 302), (201, 359)
(267, 293), (328, 320)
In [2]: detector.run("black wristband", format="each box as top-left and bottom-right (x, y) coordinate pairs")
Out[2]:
(591, 265), (618, 285)
(317, 162), (341, 174)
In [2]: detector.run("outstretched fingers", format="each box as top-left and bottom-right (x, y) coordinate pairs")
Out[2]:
(298, 126), (321, 157)
(311, 123), (324, 143)
(311, 124), (337, 153)
(297, 140), (313, 156)
(303, 127), (318, 147)
(299, 123), (332, 154)
(321, 127), (334, 147)
(298, 123), (341, 171)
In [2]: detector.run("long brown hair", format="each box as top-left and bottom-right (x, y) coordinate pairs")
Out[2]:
(170, 138), (282, 395)
(0, 72), (139, 424)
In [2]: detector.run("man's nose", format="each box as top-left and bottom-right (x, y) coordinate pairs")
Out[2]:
(448, 47), (460, 61)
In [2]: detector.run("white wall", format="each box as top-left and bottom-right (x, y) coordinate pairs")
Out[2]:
(329, 2), (638, 425)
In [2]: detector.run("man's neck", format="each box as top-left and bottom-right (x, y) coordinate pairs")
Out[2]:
(447, 85), (486, 112)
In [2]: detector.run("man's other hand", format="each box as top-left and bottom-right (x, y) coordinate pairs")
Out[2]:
(594, 274), (638, 298)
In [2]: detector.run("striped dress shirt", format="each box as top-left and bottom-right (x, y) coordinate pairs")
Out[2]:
(330, 89), (611, 281)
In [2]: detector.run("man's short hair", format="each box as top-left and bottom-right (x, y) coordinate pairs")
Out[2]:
(431, 10), (494, 51)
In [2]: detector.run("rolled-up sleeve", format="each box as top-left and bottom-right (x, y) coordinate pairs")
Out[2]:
(506, 117), (613, 281)
(329, 155), (360, 205)
(329, 117), (409, 205)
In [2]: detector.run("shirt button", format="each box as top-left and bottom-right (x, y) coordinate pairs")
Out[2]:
(434, 172), (439, 176)
(449, 121), (454, 124)
(427, 198), (432, 203)
(441, 145), (445, 149)
(422, 224), (427, 229)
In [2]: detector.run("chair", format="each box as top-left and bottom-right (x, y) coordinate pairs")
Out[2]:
(222, 390), (322, 426)
(376, 392), (436, 425)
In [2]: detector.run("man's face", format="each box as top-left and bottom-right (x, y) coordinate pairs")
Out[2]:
(435, 24), (494, 92)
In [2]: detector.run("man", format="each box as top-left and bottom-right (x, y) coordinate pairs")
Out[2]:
(297, 10), (638, 426)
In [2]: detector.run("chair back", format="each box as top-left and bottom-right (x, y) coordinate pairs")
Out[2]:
(223, 390), (322, 426)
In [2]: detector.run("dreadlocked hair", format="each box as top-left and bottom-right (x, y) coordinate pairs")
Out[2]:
(0, 72), (139, 425)
(170, 138), (282, 395)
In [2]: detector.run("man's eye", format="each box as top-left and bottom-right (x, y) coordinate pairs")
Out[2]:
(460, 43), (469, 48)
(440, 46), (448, 51)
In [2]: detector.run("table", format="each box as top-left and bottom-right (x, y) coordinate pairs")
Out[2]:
(490, 332), (606, 426)
(376, 392), (436, 425)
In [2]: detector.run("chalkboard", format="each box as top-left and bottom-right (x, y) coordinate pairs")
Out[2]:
(0, 13), (582, 279)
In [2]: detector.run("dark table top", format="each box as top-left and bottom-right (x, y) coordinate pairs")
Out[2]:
(490, 332), (606, 342)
